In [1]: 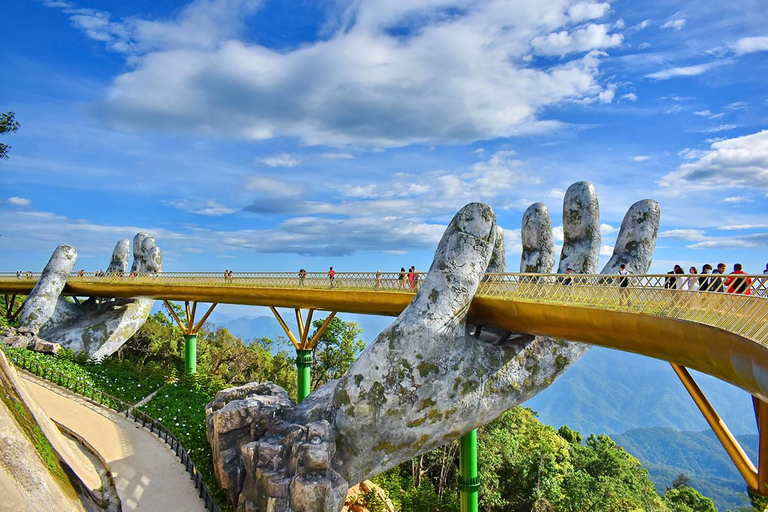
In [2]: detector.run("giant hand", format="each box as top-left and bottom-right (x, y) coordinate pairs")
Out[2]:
(206, 182), (660, 512)
(17, 233), (162, 359)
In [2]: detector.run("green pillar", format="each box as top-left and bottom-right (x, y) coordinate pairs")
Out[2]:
(459, 429), (480, 512)
(296, 349), (313, 403)
(184, 334), (197, 375)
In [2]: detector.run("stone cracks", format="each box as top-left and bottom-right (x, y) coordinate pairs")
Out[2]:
(206, 383), (348, 512)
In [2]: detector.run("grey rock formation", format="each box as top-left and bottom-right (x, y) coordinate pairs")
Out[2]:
(16, 233), (162, 359)
(207, 383), (347, 512)
(206, 182), (661, 511)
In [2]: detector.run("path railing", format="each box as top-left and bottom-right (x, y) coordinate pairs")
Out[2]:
(3, 349), (222, 512)
(2, 271), (768, 346)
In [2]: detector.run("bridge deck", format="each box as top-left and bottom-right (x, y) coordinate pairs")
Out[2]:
(3, 272), (768, 400)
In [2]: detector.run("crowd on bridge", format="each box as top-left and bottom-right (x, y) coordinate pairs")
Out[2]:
(663, 262), (768, 295)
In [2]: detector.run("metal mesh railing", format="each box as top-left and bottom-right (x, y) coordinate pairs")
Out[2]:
(2, 271), (768, 346)
(4, 349), (222, 512)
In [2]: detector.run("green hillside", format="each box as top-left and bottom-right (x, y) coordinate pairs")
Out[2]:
(613, 427), (757, 511)
(525, 347), (757, 435)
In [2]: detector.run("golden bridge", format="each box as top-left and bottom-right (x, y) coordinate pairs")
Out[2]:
(3, 271), (768, 494)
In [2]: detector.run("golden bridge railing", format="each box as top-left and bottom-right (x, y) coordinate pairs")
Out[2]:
(2, 271), (768, 346)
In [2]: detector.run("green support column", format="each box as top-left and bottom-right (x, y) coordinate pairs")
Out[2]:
(296, 349), (313, 403)
(459, 429), (480, 512)
(184, 334), (197, 375)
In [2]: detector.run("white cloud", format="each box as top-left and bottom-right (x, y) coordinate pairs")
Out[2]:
(621, 93), (637, 101)
(191, 200), (236, 216)
(3, 197), (31, 206)
(599, 244), (613, 256)
(567, 2), (611, 23)
(724, 101), (749, 110)
(339, 150), (536, 205)
(730, 36), (768, 55)
(635, 20), (650, 30)
(58, 0), (625, 147)
(658, 229), (706, 240)
(258, 153), (300, 168)
(659, 130), (768, 190)
(718, 224), (768, 230)
(660, 18), (686, 31)
(633, 155), (650, 162)
(722, 196), (753, 203)
(693, 124), (738, 133)
(646, 61), (727, 80)
(600, 223), (617, 234)
(693, 110), (711, 116)
(531, 24), (622, 56)
(638, 42), (650, 50)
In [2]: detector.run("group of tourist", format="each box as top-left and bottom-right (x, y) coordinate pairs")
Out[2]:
(397, 266), (420, 290)
(664, 263), (768, 295)
(14, 270), (33, 279)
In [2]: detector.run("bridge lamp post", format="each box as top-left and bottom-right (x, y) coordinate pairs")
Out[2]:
(163, 300), (218, 375)
(270, 307), (337, 403)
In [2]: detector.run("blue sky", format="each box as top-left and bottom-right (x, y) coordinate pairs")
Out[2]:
(2, 0), (767, 278)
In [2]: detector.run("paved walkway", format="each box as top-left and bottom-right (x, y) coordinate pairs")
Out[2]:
(21, 374), (206, 512)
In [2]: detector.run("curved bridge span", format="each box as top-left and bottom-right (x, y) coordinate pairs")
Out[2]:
(3, 271), (768, 399)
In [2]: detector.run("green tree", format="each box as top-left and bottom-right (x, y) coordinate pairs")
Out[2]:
(309, 316), (365, 388)
(663, 485), (716, 512)
(0, 111), (20, 159)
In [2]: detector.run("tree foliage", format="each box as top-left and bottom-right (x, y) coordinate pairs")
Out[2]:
(373, 407), (698, 512)
(0, 111), (20, 159)
(310, 316), (364, 388)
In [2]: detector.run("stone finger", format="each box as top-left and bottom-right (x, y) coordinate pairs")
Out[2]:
(401, 202), (497, 331)
(140, 236), (162, 273)
(558, 181), (600, 274)
(520, 202), (555, 273)
(486, 225), (507, 274)
(106, 239), (130, 274)
(19, 245), (77, 334)
(600, 199), (660, 274)
(130, 233), (149, 273)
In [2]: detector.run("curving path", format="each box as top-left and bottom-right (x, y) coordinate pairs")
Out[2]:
(20, 373), (205, 512)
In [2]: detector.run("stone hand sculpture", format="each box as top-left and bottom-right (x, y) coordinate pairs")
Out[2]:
(17, 233), (162, 359)
(206, 181), (660, 512)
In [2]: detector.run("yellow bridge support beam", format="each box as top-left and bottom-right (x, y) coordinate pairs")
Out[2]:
(163, 300), (218, 375)
(671, 362), (762, 492)
(269, 307), (336, 351)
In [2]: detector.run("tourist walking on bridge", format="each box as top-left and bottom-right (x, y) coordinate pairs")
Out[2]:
(725, 263), (752, 294)
(398, 267), (406, 289)
(618, 264), (630, 305)
(710, 263), (727, 293)
(683, 267), (699, 291)
(328, 267), (336, 288)
(699, 264), (713, 291)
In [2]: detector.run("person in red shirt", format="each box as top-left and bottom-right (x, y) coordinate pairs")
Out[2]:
(724, 263), (752, 294)
(328, 267), (336, 288)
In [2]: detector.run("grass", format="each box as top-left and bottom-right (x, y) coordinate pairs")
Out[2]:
(5, 347), (167, 404)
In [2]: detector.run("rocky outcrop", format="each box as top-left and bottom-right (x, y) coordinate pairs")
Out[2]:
(206, 383), (347, 512)
(206, 182), (660, 511)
